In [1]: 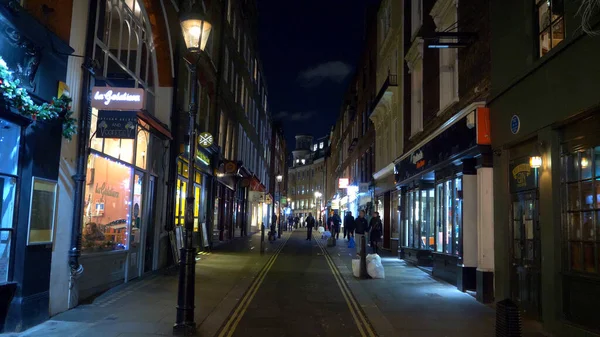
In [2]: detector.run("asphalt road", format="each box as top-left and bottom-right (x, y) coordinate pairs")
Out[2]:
(220, 229), (369, 337)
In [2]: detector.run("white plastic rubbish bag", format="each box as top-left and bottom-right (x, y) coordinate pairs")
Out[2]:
(352, 259), (361, 278)
(318, 226), (325, 233)
(366, 254), (381, 264)
(323, 230), (332, 238)
(367, 259), (385, 279)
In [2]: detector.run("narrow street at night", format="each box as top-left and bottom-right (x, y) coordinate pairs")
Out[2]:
(1, 229), (547, 337)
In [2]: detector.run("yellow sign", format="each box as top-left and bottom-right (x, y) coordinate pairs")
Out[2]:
(58, 81), (70, 98)
(512, 163), (531, 188)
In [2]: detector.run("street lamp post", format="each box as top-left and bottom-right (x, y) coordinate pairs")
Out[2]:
(276, 174), (283, 238)
(174, 3), (212, 335)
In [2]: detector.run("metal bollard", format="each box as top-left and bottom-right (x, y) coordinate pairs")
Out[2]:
(260, 223), (265, 254)
(359, 236), (368, 279)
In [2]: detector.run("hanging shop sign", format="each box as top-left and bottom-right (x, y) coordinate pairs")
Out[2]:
(395, 113), (476, 183)
(91, 87), (145, 111)
(198, 132), (214, 148)
(96, 110), (138, 139)
(338, 178), (349, 189)
(358, 183), (370, 194)
(509, 157), (538, 193)
(265, 194), (273, 205)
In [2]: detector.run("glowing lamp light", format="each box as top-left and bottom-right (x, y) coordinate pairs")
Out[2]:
(276, 174), (283, 183)
(529, 155), (542, 169)
(314, 191), (322, 198)
(581, 157), (589, 168)
(180, 7), (212, 53)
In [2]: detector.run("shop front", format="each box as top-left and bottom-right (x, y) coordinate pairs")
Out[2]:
(171, 145), (215, 257)
(396, 105), (490, 292)
(373, 165), (396, 251)
(493, 111), (600, 334)
(79, 87), (172, 299)
(0, 5), (73, 331)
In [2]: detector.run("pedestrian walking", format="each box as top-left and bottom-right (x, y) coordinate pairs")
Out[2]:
(331, 212), (341, 240)
(294, 216), (299, 229)
(344, 211), (355, 239)
(305, 213), (316, 240)
(369, 211), (383, 254)
(354, 210), (369, 256)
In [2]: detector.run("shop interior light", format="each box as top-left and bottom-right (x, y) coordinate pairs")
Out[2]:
(581, 157), (589, 168)
(529, 155), (542, 169)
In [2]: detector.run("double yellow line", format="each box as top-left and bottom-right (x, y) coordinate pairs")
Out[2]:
(217, 232), (291, 337)
(315, 238), (377, 337)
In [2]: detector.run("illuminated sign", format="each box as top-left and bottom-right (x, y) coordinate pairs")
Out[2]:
(91, 87), (145, 110)
(198, 132), (214, 148)
(196, 150), (211, 166)
(338, 178), (349, 189)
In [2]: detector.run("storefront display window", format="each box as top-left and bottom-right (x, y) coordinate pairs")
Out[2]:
(391, 193), (400, 238)
(435, 183), (444, 252)
(453, 177), (463, 256)
(445, 180), (453, 254)
(136, 128), (149, 169)
(130, 173), (143, 250)
(421, 189), (434, 250)
(0, 118), (20, 175)
(0, 117), (19, 283)
(174, 159), (202, 231)
(0, 176), (16, 283)
(562, 147), (600, 274)
(403, 187), (434, 250)
(83, 155), (132, 252)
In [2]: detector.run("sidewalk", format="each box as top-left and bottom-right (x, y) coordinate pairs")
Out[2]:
(1, 233), (285, 337)
(320, 237), (549, 337)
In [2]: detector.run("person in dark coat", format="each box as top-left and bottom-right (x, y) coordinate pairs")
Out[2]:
(354, 210), (369, 255)
(331, 212), (341, 239)
(305, 213), (316, 240)
(369, 211), (383, 254)
(344, 211), (355, 240)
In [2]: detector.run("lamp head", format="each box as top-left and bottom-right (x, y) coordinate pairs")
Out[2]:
(180, 3), (212, 53)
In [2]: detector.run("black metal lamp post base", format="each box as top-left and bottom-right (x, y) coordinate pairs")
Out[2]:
(173, 322), (197, 336)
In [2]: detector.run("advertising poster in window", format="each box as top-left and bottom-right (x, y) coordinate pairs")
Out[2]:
(27, 178), (57, 245)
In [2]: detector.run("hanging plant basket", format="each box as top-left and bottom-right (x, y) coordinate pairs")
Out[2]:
(0, 57), (77, 140)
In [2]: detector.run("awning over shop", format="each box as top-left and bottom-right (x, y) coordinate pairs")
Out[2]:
(137, 110), (172, 140)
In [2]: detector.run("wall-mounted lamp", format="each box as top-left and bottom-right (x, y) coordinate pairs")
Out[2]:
(529, 155), (542, 168)
(529, 142), (544, 169)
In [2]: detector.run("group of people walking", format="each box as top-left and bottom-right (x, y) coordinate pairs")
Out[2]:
(299, 209), (382, 254)
(338, 210), (382, 255)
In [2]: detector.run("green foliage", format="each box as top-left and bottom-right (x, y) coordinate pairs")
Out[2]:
(0, 57), (77, 140)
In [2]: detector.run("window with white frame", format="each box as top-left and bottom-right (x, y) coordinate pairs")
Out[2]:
(411, 0), (423, 37)
(431, 0), (459, 111)
(406, 38), (424, 136)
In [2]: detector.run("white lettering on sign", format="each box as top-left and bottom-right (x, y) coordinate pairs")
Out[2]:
(411, 150), (424, 164)
(94, 90), (142, 106)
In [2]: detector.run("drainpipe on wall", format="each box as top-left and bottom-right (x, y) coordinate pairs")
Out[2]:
(68, 0), (99, 280)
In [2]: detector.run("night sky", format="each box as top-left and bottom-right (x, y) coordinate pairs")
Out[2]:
(257, 0), (380, 152)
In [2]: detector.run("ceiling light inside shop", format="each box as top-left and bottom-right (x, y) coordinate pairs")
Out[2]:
(581, 157), (589, 168)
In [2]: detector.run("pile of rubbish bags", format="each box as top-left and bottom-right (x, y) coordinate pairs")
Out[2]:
(351, 254), (385, 279)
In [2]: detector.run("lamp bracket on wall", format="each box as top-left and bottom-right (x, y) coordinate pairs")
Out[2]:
(425, 32), (478, 49)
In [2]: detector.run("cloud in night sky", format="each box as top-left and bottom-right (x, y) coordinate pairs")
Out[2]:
(273, 110), (317, 121)
(298, 61), (353, 87)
